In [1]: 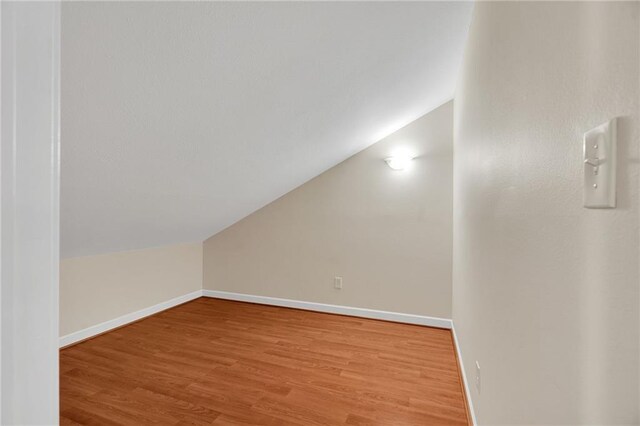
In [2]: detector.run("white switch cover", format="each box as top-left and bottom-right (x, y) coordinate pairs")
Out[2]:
(584, 118), (617, 208)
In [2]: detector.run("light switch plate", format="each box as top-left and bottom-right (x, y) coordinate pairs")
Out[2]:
(584, 118), (617, 208)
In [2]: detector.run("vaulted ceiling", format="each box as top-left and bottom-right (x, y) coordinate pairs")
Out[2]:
(61, 1), (473, 258)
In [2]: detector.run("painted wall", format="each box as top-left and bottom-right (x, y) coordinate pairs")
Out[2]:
(203, 101), (453, 319)
(60, 243), (202, 336)
(453, 2), (639, 425)
(60, 1), (472, 259)
(1, 2), (60, 424)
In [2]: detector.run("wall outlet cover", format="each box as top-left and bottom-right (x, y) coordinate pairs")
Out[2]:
(334, 276), (343, 290)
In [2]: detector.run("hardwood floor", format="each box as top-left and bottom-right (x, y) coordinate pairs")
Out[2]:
(60, 298), (470, 425)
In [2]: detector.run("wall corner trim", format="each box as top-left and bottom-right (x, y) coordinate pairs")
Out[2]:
(59, 290), (204, 348)
(202, 290), (453, 329)
(452, 324), (478, 426)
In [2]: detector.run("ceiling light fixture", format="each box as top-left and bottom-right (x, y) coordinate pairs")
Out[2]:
(384, 154), (413, 171)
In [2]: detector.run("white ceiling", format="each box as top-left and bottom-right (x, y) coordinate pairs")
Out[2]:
(61, 1), (473, 258)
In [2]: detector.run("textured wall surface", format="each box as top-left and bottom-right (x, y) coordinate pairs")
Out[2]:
(453, 2), (639, 424)
(60, 243), (202, 336)
(204, 102), (454, 319)
(60, 2), (472, 258)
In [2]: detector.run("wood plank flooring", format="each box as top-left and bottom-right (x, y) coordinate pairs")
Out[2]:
(60, 298), (470, 425)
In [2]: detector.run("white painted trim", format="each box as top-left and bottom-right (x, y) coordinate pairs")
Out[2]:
(202, 290), (452, 329)
(452, 324), (477, 426)
(59, 290), (203, 347)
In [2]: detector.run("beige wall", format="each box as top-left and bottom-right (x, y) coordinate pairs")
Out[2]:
(60, 242), (203, 336)
(204, 101), (453, 318)
(453, 2), (639, 425)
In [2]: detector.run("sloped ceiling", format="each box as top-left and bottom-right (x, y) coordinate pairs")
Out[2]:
(61, 1), (473, 258)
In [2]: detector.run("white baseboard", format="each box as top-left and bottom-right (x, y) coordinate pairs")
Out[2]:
(59, 290), (203, 348)
(202, 289), (452, 329)
(452, 324), (477, 426)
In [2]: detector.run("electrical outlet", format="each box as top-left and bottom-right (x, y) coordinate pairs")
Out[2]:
(475, 361), (481, 394)
(334, 276), (343, 290)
